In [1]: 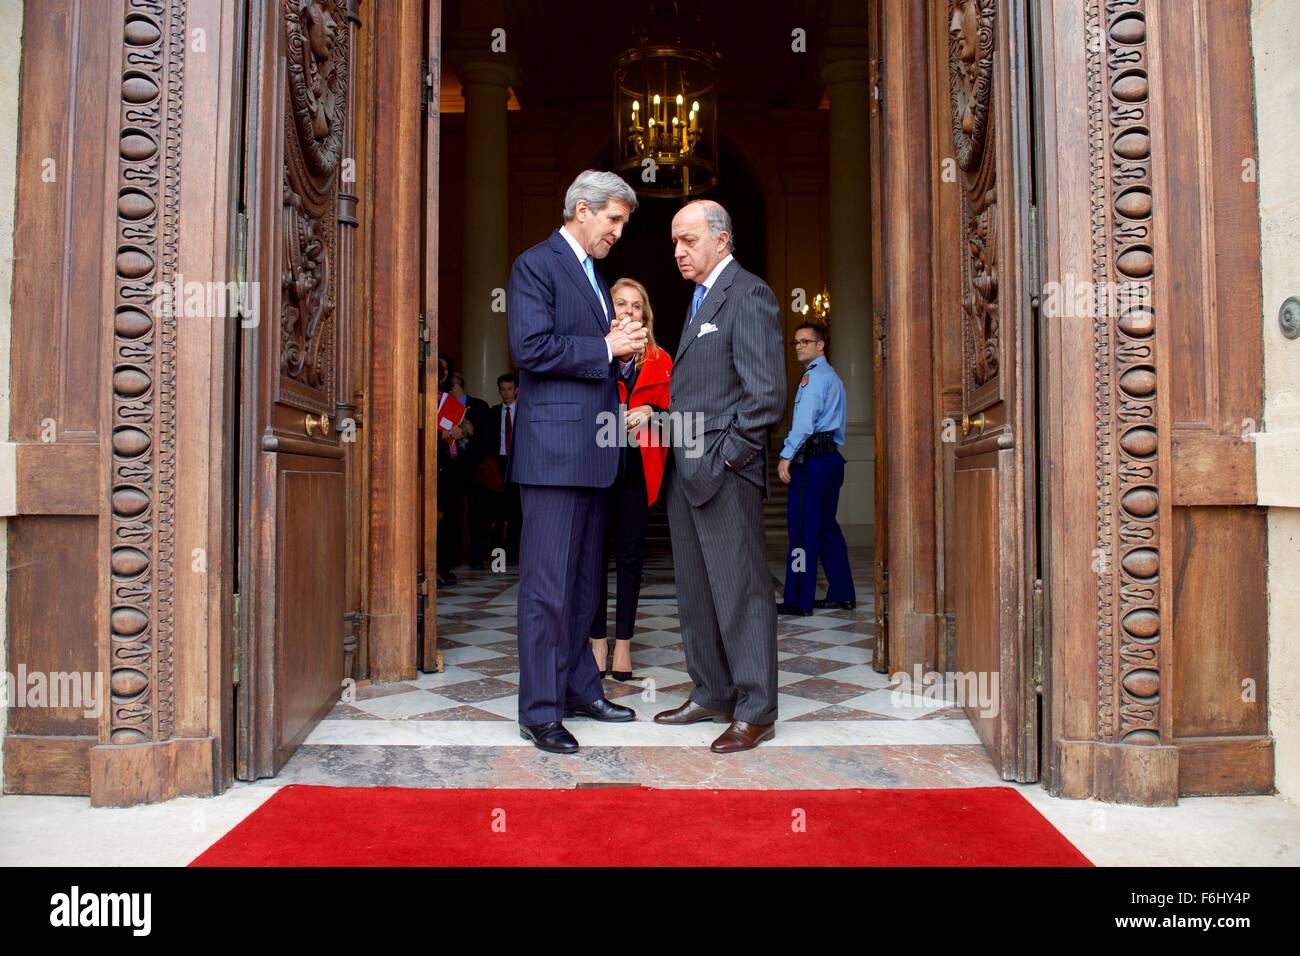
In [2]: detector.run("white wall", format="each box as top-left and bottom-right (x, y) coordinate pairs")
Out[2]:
(1252, 0), (1300, 805)
(0, 0), (24, 788)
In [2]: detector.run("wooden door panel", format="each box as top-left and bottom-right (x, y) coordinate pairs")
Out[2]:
(953, 464), (998, 754)
(275, 464), (347, 766)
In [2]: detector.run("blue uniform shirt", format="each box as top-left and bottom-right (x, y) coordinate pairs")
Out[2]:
(781, 356), (847, 460)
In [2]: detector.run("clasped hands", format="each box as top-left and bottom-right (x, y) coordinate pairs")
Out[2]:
(605, 314), (648, 360)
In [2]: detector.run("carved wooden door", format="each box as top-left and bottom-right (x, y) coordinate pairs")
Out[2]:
(419, 0), (443, 673)
(868, 2), (890, 674)
(237, 0), (360, 778)
(947, 0), (1041, 782)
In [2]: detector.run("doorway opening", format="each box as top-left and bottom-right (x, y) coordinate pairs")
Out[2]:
(230, 0), (1051, 790)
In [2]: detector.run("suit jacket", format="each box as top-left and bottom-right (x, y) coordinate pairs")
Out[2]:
(459, 394), (492, 467)
(668, 259), (785, 507)
(505, 229), (633, 488)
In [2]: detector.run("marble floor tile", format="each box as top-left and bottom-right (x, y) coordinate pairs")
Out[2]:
(351, 690), (464, 720)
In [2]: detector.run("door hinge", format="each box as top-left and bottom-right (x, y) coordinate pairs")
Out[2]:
(335, 400), (362, 433)
(875, 565), (889, 632)
(418, 312), (429, 375)
(421, 57), (438, 114)
(874, 308), (887, 364)
(231, 592), (242, 687)
(416, 570), (428, 629)
(1028, 203), (1042, 310)
(1031, 578), (1045, 693)
(234, 211), (250, 323)
(344, 609), (368, 643)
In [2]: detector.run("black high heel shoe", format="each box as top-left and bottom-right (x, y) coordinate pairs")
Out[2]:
(609, 639), (634, 681)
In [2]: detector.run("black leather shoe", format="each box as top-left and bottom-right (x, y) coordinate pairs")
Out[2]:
(815, 598), (857, 610)
(519, 721), (579, 754)
(776, 602), (813, 616)
(564, 697), (636, 722)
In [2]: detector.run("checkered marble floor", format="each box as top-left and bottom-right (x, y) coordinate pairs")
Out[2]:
(276, 543), (997, 789)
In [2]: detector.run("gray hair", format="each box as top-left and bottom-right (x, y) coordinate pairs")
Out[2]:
(685, 199), (735, 252)
(563, 170), (639, 221)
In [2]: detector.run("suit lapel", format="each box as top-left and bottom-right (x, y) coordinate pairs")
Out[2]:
(549, 230), (609, 333)
(675, 260), (738, 362)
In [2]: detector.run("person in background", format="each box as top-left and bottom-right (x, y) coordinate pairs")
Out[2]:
(435, 354), (461, 587)
(589, 278), (672, 680)
(451, 372), (492, 570)
(482, 373), (521, 565)
(776, 321), (856, 615)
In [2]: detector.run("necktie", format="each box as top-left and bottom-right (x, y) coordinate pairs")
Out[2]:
(689, 284), (707, 325)
(582, 256), (608, 326)
(504, 406), (513, 454)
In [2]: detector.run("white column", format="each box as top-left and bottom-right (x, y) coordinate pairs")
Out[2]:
(822, 54), (874, 540)
(458, 59), (517, 399)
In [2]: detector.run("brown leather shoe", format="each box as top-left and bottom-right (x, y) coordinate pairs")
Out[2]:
(710, 720), (775, 753)
(654, 699), (734, 725)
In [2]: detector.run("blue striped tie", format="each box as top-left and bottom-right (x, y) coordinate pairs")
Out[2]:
(583, 256), (607, 327)
(689, 284), (707, 325)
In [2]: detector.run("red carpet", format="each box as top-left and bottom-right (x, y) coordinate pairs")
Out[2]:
(190, 785), (1091, 866)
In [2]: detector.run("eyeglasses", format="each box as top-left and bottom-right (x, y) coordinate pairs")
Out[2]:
(790, 338), (818, 346)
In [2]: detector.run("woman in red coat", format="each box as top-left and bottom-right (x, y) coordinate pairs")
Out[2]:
(590, 278), (672, 680)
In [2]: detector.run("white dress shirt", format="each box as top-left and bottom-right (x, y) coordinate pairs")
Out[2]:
(697, 253), (734, 300)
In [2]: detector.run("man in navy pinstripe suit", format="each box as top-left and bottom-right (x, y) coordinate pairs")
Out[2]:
(505, 170), (646, 754)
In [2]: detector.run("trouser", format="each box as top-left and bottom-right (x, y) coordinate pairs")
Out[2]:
(436, 448), (464, 570)
(466, 473), (497, 566)
(591, 447), (649, 641)
(515, 484), (607, 725)
(782, 451), (856, 610)
(666, 464), (778, 725)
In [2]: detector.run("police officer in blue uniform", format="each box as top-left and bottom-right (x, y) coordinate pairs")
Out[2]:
(776, 322), (856, 616)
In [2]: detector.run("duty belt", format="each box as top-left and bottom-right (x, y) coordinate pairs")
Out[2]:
(792, 430), (838, 465)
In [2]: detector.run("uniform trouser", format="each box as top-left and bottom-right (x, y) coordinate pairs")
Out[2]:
(516, 484), (607, 725)
(591, 446), (649, 641)
(666, 464), (778, 725)
(782, 451), (856, 610)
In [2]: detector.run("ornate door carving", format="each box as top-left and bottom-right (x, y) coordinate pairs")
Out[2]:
(947, 0), (1040, 782)
(237, 0), (360, 778)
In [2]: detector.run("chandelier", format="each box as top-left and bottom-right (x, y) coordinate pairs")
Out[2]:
(614, 43), (718, 198)
(802, 289), (831, 321)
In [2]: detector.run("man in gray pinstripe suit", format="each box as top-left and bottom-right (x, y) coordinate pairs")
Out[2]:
(653, 200), (786, 753)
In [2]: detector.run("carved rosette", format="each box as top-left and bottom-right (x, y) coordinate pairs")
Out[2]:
(281, 0), (347, 397)
(949, 0), (1000, 401)
(1089, 0), (1162, 744)
(109, 0), (184, 744)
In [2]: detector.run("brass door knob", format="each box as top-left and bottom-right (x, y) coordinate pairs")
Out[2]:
(305, 413), (331, 437)
(961, 412), (987, 437)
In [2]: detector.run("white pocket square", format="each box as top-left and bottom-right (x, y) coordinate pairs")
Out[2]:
(696, 322), (719, 338)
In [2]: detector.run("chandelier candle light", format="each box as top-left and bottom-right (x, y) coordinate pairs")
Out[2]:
(614, 43), (718, 198)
